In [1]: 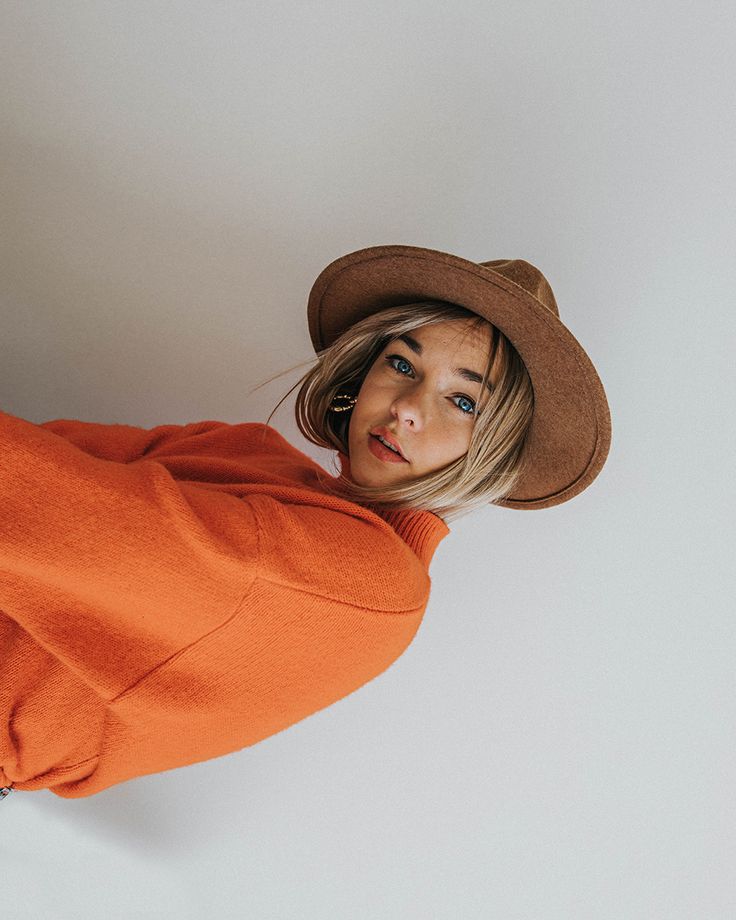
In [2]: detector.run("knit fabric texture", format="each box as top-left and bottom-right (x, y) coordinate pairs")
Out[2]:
(0, 410), (449, 798)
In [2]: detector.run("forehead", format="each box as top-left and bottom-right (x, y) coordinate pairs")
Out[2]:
(391, 317), (502, 390)
(412, 318), (492, 353)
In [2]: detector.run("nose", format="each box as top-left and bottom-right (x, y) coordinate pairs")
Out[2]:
(390, 385), (428, 428)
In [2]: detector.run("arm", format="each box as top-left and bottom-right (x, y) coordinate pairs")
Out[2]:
(1, 409), (259, 700)
(37, 416), (228, 464)
(52, 497), (432, 799)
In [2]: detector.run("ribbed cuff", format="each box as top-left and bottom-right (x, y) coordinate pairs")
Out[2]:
(372, 507), (450, 568)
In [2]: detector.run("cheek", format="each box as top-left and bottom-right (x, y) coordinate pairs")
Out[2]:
(352, 373), (383, 414)
(431, 428), (471, 459)
(432, 410), (477, 454)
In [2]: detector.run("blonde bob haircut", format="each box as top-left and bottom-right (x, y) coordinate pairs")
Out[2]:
(260, 301), (535, 523)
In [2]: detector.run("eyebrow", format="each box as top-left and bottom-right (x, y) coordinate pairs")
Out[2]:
(395, 333), (494, 393)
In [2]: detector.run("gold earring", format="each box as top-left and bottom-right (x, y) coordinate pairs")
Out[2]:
(329, 392), (357, 412)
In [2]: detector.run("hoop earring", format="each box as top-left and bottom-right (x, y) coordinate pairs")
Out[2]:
(329, 392), (357, 413)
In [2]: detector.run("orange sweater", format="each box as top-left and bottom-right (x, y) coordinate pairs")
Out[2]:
(0, 410), (449, 798)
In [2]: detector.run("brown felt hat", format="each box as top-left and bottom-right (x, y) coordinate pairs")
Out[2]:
(307, 244), (612, 510)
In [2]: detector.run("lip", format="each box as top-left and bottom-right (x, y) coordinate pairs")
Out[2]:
(368, 433), (409, 464)
(369, 427), (408, 460)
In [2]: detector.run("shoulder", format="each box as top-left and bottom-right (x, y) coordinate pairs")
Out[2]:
(245, 493), (431, 612)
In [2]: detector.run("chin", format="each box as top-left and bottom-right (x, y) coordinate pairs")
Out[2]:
(344, 454), (379, 487)
(345, 461), (374, 487)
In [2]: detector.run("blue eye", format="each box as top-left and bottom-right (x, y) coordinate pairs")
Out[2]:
(384, 354), (477, 416)
(386, 354), (413, 376)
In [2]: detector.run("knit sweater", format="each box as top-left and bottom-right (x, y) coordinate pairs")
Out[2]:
(0, 409), (449, 798)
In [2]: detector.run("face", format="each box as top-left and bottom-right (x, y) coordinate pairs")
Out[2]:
(347, 318), (500, 486)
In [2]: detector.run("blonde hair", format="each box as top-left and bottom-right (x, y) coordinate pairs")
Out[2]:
(256, 301), (535, 523)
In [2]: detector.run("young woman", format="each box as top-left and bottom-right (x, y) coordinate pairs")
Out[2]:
(0, 244), (611, 801)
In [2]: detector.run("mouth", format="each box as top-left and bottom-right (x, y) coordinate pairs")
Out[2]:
(368, 433), (409, 464)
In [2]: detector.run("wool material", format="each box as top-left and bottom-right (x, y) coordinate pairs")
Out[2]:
(0, 411), (448, 798)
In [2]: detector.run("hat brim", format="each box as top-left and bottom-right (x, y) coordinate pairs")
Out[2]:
(307, 244), (612, 510)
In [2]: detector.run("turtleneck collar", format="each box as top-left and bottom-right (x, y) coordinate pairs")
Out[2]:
(335, 451), (450, 569)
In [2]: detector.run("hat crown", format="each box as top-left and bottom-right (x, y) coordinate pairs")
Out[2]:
(480, 259), (559, 318)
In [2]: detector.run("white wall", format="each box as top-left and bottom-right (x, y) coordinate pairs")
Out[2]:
(2, 2), (734, 918)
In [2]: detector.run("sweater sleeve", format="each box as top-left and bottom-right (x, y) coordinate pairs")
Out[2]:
(36, 416), (226, 463)
(52, 494), (433, 798)
(0, 409), (259, 701)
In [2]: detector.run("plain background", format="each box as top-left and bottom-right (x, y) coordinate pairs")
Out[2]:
(1, 2), (734, 918)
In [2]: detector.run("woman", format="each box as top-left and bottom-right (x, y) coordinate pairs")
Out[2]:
(0, 245), (611, 800)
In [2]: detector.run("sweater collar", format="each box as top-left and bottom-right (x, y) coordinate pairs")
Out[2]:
(336, 452), (450, 568)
